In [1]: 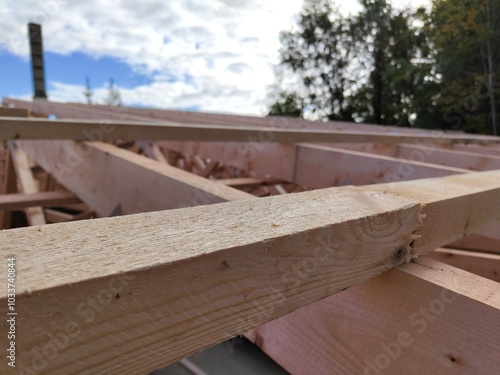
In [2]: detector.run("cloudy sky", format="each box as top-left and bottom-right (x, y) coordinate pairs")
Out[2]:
(0, 0), (430, 115)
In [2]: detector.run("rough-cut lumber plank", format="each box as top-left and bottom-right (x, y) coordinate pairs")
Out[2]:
(8, 142), (46, 226)
(367, 170), (500, 255)
(0, 106), (29, 117)
(0, 97), (475, 135)
(452, 143), (500, 157)
(0, 148), (17, 228)
(15, 140), (252, 216)
(0, 185), (422, 374)
(294, 144), (469, 187)
(2, 171), (500, 374)
(0, 191), (79, 210)
(2, 116), (500, 144)
(425, 248), (500, 282)
(162, 141), (469, 186)
(162, 140), (500, 250)
(397, 144), (500, 171)
(44, 208), (75, 223)
(247, 258), (500, 375)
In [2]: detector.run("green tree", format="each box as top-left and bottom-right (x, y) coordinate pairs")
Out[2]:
(105, 79), (122, 107)
(351, 1), (436, 127)
(268, 91), (304, 117)
(273, 0), (356, 121)
(269, 0), (434, 127)
(83, 77), (93, 105)
(431, 0), (500, 134)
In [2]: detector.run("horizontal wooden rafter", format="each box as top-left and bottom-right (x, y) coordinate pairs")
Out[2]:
(425, 248), (500, 282)
(2, 116), (500, 144)
(0, 191), (79, 210)
(2, 171), (500, 373)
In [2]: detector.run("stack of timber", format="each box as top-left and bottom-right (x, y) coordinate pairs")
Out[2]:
(0, 99), (499, 375)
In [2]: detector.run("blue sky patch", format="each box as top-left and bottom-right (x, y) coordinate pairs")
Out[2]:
(0, 50), (152, 99)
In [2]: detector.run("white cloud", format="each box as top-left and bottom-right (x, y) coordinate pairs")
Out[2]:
(1, 0), (432, 115)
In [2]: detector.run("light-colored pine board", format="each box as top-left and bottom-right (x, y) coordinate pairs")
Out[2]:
(2, 171), (500, 373)
(425, 248), (500, 282)
(294, 144), (469, 187)
(8, 142), (46, 226)
(0, 106), (29, 117)
(0, 191), (79, 210)
(366, 170), (500, 255)
(137, 141), (169, 164)
(1, 116), (500, 144)
(15, 140), (253, 216)
(0, 147), (17, 228)
(397, 144), (500, 171)
(44, 208), (75, 223)
(2, 97), (478, 139)
(247, 258), (500, 375)
(0, 184), (421, 374)
(452, 144), (500, 157)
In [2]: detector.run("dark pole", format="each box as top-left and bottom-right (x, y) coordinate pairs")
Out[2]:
(28, 23), (48, 99)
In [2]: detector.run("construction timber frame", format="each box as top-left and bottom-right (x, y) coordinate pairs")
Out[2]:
(1, 98), (500, 375)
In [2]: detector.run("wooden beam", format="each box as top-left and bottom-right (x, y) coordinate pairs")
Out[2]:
(162, 140), (500, 252)
(162, 142), (468, 187)
(247, 258), (500, 375)
(2, 171), (500, 373)
(366, 170), (500, 256)
(0, 191), (79, 210)
(452, 144), (500, 157)
(44, 208), (75, 223)
(0, 106), (29, 117)
(397, 144), (500, 171)
(0, 147), (17, 228)
(8, 142), (46, 226)
(293, 144), (469, 187)
(137, 141), (169, 164)
(15, 140), (252, 216)
(0, 97), (477, 136)
(425, 248), (500, 282)
(2, 117), (500, 144)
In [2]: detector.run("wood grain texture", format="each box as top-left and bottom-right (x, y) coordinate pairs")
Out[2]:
(1, 186), (422, 374)
(0, 106), (29, 117)
(293, 144), (468, 187)
(2, 116), (500, 144)
(0, 147), (17, 228)
(397, 144), (500, 171)
(247, 258), (500, 375)
(15, 140), (252, 216)
(3, 97), (492, 141)
(366, 170), (500, 255)
(425, 248), (500, 282)
(0, 191), (79, 210)
(8, 142), (46, 226)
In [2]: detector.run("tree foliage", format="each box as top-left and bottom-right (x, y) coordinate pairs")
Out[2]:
(270, 0), (500, 134)
(105, 79), (122, 107)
